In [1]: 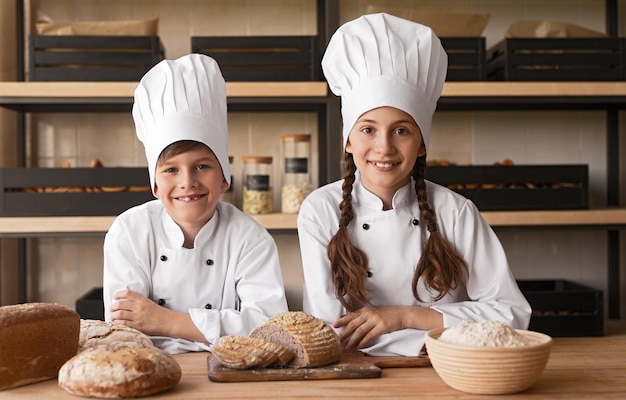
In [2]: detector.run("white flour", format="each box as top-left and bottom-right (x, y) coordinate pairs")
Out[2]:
(438, 320), (531, 347)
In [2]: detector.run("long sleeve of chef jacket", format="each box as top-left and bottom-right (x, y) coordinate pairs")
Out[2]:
(103, 200), (288, 354)
(297, 177), (531, 357)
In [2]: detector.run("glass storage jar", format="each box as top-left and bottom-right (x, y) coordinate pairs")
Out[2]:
(242, 156), (273, 214)
(220, 155), (235, 205)
(281, 134), (311, 213)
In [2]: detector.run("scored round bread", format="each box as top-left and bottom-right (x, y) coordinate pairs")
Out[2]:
(211, 335), (295, 369)
(0, 303), (80, 390)
(58, 344), (181, 398)
(79, 319), (153, 352)
(249, 311), (341, 368)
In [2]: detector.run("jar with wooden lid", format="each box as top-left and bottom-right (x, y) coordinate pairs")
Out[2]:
(220, 156), (235, 205)
(281, 134), (311, 213)
(242, 156), (273, 214)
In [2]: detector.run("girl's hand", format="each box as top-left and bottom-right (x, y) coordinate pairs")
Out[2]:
(334, 306), (406, 350)
(333, 305), (444, 350)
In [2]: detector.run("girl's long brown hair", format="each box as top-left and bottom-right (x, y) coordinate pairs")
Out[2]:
(327, 153), (468, 311)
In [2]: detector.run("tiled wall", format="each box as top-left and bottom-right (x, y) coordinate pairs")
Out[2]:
(5, 0), (625, 316)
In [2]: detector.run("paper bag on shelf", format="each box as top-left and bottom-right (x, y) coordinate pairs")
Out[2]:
(35, 13), (159, 36)
(505, 20), (607, 38)
(366, 6), (490, 37)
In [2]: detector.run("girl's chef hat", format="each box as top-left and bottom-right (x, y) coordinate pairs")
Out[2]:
(322, 13), (447, 152)
(132, 53), (230, 195)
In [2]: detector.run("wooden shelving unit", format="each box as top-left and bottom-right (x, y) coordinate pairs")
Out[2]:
(3, 81), (626, 104)
(2, 208), (626, 236)
(1, 0), (623, 318)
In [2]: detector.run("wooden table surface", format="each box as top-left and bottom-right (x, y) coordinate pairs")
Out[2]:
(4, 335), (626, 399)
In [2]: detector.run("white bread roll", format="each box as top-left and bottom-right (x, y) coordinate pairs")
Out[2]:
(58, 344), (181, 398)
(0, 302), (80, 390)
(79, 319), (153, 352)
(250, 311), (341, 368)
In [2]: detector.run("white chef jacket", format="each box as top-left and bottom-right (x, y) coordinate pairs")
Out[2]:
(297, 175), (531, 356)
(103, 200), (288, 354)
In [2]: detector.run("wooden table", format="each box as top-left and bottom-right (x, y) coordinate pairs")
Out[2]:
(4, 334), (626, 399)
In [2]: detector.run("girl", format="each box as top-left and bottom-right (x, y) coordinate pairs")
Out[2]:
(297, 13), (531, 356)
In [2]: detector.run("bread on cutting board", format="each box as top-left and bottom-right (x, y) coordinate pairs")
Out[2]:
(250, 311), (341, 368)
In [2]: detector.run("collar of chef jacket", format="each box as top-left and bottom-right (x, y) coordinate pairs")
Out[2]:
(161, 206), (220, 248)
(352, 172), (415, 211)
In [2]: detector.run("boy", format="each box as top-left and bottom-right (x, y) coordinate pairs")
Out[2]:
(104, 54), (288, 354)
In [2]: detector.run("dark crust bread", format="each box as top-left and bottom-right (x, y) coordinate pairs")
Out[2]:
(0, 303), (80, 390)
(58, 345), (181, 398)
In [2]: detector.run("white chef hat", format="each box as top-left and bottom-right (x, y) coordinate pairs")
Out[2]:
(322, 13), (447, 152)
(132, 53), (230, 195)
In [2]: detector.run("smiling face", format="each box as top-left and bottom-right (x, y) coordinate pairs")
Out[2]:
(345, 107), (425, 208)
(154, 142), (228, 241)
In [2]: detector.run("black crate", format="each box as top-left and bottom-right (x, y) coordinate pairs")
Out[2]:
(191, 36), (320, 81)
(487, 38), (626, 81)
(517, 280), (603, 337)
(76, 287), (104, 320)
(0, 167), (153, 216)
(441, 37), (486, 81)
(29, 35), (165, 81)
(426, 164), (588, 211)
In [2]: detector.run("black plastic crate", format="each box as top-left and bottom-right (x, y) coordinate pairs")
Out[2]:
(487, 38), (626, 81)
(76, 287), (104, 320)
(426, 164), (588, 211)
(441, 37), (486, 81)
(191, 36), (320, 81)
(517, 280), (603, 337)
(29, 35), (165, 81)
(0, 167), (153, 216)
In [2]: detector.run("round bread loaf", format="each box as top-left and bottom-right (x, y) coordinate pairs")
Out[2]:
(249, 311), (341, 368)
(0, 303), (80, 390)
(211, 335), (295, 369)
(79, 319), (153, 352)
(58, 344), (181, 398)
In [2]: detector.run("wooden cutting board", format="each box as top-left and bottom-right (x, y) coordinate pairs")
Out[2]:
(207, 350), (430, 382)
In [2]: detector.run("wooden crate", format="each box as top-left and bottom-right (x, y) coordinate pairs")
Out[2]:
(487, 38), (626, 81)
(441, 37), (486, 81)
(426, 164), (588, 211)
(29, 35), (164, 81)
(518, 280), (603, 337)
(191, 36), (320, 81)
(0, 167), (153, 216)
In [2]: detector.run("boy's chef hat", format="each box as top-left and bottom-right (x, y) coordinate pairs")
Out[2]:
(132, 53), (230, 195)
(322, 13), (447, 152)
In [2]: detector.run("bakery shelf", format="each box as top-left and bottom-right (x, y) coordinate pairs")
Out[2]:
(2, 80), (625, 102)
(3, 81), (626, 113)
(0, 213), (298, 236)
(0, 81), (329, 112)
(2, 209), (625, 237)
